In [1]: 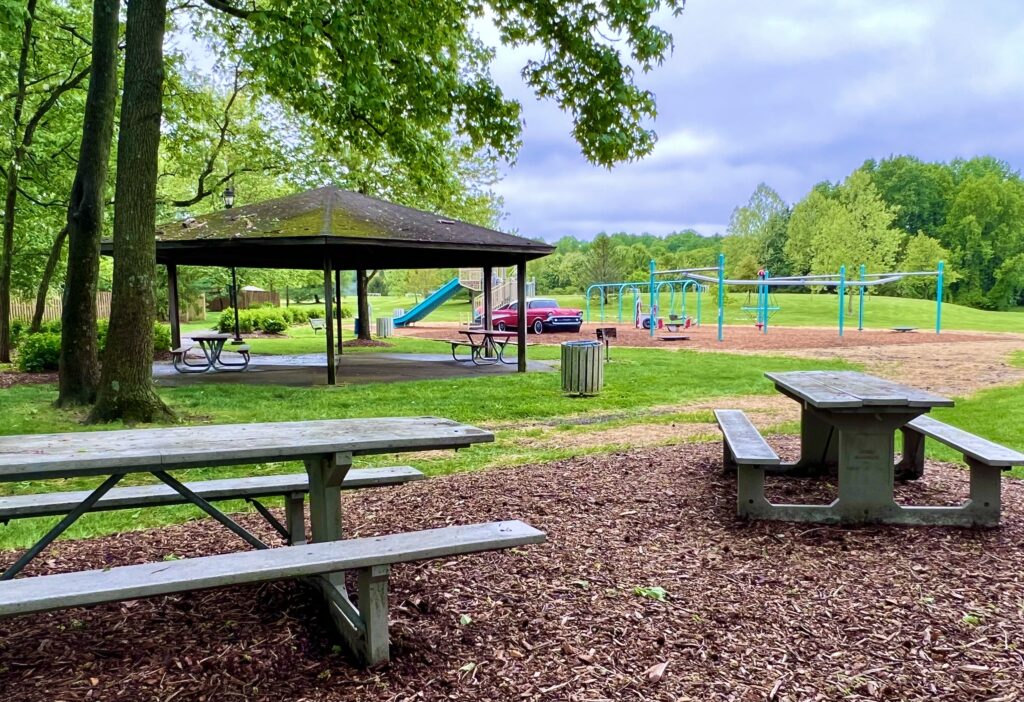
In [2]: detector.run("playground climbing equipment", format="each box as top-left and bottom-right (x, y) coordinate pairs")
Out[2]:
(649, 255), (946, 341)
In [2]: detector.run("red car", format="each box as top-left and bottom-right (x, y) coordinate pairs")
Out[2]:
(488, 297), (583, 334)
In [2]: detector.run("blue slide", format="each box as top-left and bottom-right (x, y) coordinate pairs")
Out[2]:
(393, 277), (464, 327)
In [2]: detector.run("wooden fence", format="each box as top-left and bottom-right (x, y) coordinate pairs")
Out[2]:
(11, 291), (206, 324)
(10, 292), (112, 324)
(208, 290), (280, 312)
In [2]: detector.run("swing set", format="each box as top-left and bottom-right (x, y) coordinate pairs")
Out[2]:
(648, 255), (946, 341)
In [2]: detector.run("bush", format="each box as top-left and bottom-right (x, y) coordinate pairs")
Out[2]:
(152, 322), (171, 352)
(8, 319), (26, 349)
(16, 332), (61, 372)
(261, 317), (287, 334)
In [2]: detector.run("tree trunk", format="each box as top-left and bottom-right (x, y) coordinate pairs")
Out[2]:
(0, 0), (38, 363)
(30, 224), (69, 332)
(89, 0), (173, 423)
(357, 269), (372, 340)
(57, 0), (120, 406)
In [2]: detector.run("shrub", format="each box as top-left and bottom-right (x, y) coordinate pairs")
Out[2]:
(16, 332), (61, 372)
(8, 319), (26, 349)
(261, 317), (287, 334)
(40, 319), (61, 334)
(152, 322), (171, 352)
(216, 308), (255, 334)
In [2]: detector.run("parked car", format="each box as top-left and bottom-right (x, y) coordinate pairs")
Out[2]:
(488, 298), (583, 334)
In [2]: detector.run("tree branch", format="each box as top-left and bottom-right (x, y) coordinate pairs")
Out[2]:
(201, 0), (254, 19)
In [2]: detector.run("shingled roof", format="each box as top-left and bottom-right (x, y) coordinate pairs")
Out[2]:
(108, 186), (553, 270)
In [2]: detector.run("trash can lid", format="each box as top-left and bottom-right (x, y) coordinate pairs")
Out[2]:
(561, 340), (601, 347)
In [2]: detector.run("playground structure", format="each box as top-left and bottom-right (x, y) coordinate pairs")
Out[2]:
(392, 268), (535, 327)
(585, 279), (705, 328)
(647, 255), (946, 340)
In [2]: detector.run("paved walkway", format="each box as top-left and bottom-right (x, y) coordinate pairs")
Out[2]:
(153, 353), (554, 387)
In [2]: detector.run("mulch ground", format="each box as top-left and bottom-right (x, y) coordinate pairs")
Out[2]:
(2, 440), (1024, 701)
(399, 323), (1008, 351)
(0, 371), (57, 389)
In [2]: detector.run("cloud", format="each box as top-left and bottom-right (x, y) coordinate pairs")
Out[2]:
(487, 1), (1024, 241)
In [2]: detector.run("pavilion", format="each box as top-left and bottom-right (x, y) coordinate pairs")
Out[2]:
(103, 186), (553, 384)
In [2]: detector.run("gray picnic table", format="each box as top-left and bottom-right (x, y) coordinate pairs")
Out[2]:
(0, 417), (505, 663)
(744, 370), (986, 525)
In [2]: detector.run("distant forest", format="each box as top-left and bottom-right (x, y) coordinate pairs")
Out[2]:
(530, 155), (1024, 310)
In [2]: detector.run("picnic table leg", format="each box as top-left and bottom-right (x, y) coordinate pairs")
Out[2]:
(966, 458), (1002, 527)
(895, 425), (926, 480)
(831, 415), (907, 522)
(788, 407), (838, 475)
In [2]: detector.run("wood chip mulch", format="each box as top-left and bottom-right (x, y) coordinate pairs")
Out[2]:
(0, 371), (57, 389)
(2, 439), (1024, 701)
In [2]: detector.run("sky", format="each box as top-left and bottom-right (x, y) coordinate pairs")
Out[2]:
(478, 0), (1024, 241)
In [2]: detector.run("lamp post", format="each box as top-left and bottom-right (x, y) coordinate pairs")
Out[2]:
(223, 185), (235, 209)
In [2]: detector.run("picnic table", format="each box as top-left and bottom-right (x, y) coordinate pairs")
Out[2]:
(718, 370), (1024, 526)
(453, 329), (517, 365)
(0, 418), (549, 665)
(173, 332), (250, 373)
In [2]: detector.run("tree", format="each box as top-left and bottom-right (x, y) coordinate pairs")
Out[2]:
(77, 0), (688, 421)
(584, 234), (627, 301)
(89, 0), (173, 423)
(58, 0), (120, 406)
(861, 156), (953, 237)
(1, 0), (91, 363)
(786, 172), (904, 280)
(724, 184), (790, 279)
(897, 234), (952, 299)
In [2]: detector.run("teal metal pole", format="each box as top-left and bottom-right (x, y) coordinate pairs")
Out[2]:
(696, 284), (702, 326)
(858, 263), (865, 331)
(617, 285), (624, 323)
(585, 287), (592, 323)
(599, 286), (605, 322)
(763, 269), (769, 335)
(649, 259), (656, 337)
(936, 260), (944, 334)
(838, 265), (846, 337)
(717, 253), (725, 342)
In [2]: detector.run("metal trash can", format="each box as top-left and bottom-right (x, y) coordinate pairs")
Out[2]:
(561, 340), (603, 396)
(376, 317), (395, 338)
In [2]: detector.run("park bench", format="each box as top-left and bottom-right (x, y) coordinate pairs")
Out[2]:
(0, 520), (546, 666)
(309, 317), (326, 333)
(0, 466), (425, 546)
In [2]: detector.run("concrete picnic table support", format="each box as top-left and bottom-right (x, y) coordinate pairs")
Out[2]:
(734, 371), (1016, 526)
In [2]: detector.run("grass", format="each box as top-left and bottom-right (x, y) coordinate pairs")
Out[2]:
(0, 347), (851, 549)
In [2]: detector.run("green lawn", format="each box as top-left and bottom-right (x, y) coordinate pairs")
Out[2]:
(0, 347), (851, 549)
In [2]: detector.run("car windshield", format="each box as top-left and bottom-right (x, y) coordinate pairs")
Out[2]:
(529, 299), (558, 308)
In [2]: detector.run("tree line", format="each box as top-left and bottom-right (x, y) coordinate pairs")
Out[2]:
(532, 155), (1024, 309)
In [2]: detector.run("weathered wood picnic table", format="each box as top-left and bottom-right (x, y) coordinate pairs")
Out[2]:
(720, 370), (1024, 526)
(173, 331), (250, 373)
(0, 418), (547, 664)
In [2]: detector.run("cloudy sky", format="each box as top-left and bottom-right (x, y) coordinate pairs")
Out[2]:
(478, 1), (1024, 241)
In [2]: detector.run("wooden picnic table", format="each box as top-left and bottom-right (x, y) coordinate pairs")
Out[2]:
(748, 370), (961, 524)
(457, 329), (517, 365)
(0, 416), (492, 578)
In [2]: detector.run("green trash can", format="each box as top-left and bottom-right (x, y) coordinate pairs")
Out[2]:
(561, 340), (603, 396)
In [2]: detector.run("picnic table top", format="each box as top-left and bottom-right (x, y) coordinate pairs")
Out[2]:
(765, 370), (953, 410)
(186, 331), (232, 341)
(459, 329), (516, 338)
(0, 417), (493, 480)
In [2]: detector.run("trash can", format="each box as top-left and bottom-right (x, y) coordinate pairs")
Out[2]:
(561, 340), (603, 396)
(376, 317), (395, 338)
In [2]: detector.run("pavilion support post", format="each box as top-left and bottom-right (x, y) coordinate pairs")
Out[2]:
(167, 263), (181, 350)
(335, 269), (343, 355)
(482, 265), (493, 357)
(516, 258), (527, 373)
(230, 267), (242, 342)
(324, 258), (336, 385)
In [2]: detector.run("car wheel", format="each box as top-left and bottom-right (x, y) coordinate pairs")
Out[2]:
(495, 321), (507, 331)
(532, 319), (544, 334)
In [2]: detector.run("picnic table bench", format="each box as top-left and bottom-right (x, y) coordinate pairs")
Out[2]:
(172, 332), (250, 373)
(715, 371), (1024, 527)
(435, 329), (519, 365)
(0, 418), (545, 665)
